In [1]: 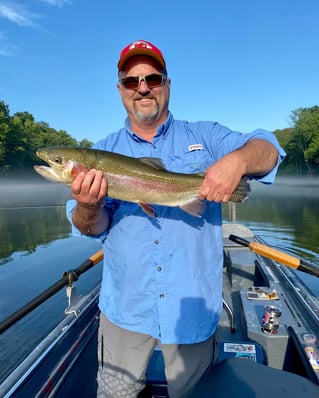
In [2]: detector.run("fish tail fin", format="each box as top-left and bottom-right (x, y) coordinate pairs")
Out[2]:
(230, 177), (251, 202)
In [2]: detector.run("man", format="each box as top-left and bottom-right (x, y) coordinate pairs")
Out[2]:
(67, 40), (285, 397)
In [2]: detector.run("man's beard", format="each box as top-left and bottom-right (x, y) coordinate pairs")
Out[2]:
(134, 102), (159, 122)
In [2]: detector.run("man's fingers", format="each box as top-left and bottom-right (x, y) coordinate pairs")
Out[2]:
(71, 171), (87, 196)
(199, 183), (234, 202)
(71, 169), (107, 207)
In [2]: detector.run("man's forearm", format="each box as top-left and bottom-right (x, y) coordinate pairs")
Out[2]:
(72, 204), (110, 236)
(232, 138), (279, 177)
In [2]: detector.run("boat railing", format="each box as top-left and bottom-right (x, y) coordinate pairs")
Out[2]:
(0, 284), (101, 398)
(0, 250), (104, 397)
(255, 236), (319, 326)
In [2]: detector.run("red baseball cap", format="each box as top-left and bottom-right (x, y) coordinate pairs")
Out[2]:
(118, 40), (166, 71)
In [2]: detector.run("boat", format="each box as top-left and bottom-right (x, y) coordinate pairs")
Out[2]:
(0, 223), (319, 398)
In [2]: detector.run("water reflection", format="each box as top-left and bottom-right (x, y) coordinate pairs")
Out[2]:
(0, 179), (72, 264)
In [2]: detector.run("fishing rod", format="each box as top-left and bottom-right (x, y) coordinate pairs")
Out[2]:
(0, 250), (104, 335)
(229, 235), (319, 278)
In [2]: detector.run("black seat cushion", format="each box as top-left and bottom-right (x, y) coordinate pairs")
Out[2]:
(186, 357), (319, 398)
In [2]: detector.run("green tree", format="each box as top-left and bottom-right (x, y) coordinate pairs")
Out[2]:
(306, 135), (319, 164)
(78, 138), (93, 148)
(0, 101), (11, 168)
(0, 100), (93, 175)
(290, 106), (319, 173)
(273, 127), (294, 149)
(274, 106), (319, 175)
(8, 112), (36, 169)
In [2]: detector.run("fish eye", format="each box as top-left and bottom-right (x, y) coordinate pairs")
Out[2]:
(53, 156), (63, 164)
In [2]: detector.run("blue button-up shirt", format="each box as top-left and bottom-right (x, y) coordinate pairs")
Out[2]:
(67, 112), (285, 344)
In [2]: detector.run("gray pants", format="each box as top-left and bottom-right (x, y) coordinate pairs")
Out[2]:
(97, 313), (216, 398)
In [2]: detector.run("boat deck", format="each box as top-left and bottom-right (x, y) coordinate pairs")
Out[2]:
(220, 224), (319, 381)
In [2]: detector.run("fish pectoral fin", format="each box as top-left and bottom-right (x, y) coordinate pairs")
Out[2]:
(179, 198), (205, 217)
(139, 202), (157, 217)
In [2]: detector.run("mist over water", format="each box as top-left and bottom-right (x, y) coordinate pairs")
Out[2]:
(251, 176), (319, 197)
(0, 177), (72, 209)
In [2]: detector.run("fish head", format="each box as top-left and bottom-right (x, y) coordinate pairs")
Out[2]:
(34, 147), (88, 185)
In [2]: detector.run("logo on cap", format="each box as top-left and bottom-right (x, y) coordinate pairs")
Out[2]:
(129, 40), (153, 51)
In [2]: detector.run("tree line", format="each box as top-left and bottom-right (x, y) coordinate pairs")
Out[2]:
(1, 100), (319, 176)
(0, 100), (92, 176)
(274, 105), (319, 174)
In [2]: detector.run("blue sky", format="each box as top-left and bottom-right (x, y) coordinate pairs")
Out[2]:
(0, 0), (318, 143)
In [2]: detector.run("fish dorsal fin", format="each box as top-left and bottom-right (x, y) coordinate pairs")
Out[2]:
(138, 157), (166, 170)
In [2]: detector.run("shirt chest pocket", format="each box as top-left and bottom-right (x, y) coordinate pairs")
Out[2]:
(166, 149), (212, 173)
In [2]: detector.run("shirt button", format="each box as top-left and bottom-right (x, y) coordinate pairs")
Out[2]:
(159, 294), (164, 299)
(157, 266), (162, 272)
(154, 240), (159, 244)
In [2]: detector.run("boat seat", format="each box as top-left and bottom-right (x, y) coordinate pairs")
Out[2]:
(186, 356), (319, 398)
(145, 340), (266, 385)
(146, 341), (266, 384)
(145, 347), (166, 384)
(144, 342), (318, 397)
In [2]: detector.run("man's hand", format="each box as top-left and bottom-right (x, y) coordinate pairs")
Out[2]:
(72, 169), (107, 209)
(199, 139), (278, 202)
(71, 169), (110, 235)
(199, 152), (244, 202)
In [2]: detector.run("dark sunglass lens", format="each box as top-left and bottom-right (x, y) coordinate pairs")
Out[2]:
(145, 74), (163, 88)
(122, 76), (139, 89)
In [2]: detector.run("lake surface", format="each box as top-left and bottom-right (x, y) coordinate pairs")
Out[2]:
(0, 176), (319, 381)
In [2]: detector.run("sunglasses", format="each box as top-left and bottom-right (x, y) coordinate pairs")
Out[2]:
(119, 73), (166, 90)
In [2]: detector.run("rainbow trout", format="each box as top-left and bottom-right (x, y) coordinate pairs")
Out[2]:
(34, 146), (250, 217)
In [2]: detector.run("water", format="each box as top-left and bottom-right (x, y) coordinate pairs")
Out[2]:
(0, 179), (102, 381)
(0, 176), (319, 382)
(223, 177), (319, 295)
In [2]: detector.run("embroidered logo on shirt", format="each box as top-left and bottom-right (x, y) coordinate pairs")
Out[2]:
(188, 144), (203, 152)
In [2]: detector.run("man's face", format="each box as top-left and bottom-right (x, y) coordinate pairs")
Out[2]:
(117, 56), (170, 127)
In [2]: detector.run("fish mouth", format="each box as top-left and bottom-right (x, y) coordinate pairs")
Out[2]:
(33, 164), (66, 183)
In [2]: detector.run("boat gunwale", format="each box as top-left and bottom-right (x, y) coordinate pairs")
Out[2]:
(0, 286), (101, 397)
